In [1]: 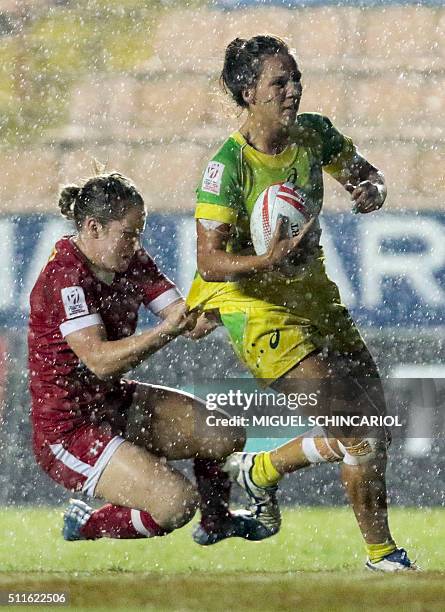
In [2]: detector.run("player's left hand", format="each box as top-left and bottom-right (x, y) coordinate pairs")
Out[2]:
(184, 311), (221, 340)
(345, 181), (386, 214)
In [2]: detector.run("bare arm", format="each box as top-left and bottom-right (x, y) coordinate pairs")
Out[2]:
(65, 303), (197, 380)
(197, 217), (315, 282)
(327, 151), (387, 214)
(156, 297), (184, 321)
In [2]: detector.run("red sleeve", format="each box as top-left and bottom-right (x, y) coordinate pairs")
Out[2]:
(129, 249), (182, 314)
(47, 263), (103, 338)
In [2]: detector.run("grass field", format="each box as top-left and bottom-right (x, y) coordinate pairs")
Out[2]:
(0, 507), (444, 611)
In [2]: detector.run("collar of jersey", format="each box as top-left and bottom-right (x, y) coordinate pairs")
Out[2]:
(231, 131), (296, 168)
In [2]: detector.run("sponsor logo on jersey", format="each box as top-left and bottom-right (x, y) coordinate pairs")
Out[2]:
(287, 168), (298, 185)
(202, 161), (225, 195)
(61, 286), (89, 319)
(269, 330), (280, 349)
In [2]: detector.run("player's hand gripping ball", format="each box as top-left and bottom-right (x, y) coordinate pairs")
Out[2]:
(250, 181), (311, 255)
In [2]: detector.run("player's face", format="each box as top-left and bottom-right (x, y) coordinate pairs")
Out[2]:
(98, 205), (146, 273)
(249, 53), (302, 128)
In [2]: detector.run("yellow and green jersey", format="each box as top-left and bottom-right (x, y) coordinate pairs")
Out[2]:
(187, 112), (356, 313)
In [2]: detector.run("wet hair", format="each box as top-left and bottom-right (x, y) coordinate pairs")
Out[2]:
(221, 35), (291, 108)
(58, 172), (144, 229)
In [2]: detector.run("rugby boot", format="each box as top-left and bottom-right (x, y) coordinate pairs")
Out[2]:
(223, 452), (281, 538)
(366, 548), (420, 572)
(192, 509), (275, 545)
(63, 499), (93, 541)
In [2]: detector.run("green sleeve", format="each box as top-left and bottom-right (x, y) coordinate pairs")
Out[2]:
(195, 138), (243, 225)
(295, 113), (355, 167)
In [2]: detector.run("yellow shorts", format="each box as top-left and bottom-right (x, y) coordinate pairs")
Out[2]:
(187, 256), (365, 382)
(217, 299), (364, 381)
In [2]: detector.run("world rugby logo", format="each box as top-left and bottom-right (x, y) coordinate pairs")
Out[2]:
(66, 288), (81, 305)
(61, 286), (89, 319)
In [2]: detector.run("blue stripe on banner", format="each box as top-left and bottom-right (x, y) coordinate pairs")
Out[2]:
(1, 211), (445, 330)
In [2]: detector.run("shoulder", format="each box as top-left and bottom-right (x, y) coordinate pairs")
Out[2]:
(32, 239), (87, 298)
(208, 136), (242, 167)
(197, 136), (243, 214)
(47, 240), (86, 282)
(293, 112), (338, 140)
(30, 248), (86, 321)
(293, 113), (353, 165)
(202, 136), (242, 179)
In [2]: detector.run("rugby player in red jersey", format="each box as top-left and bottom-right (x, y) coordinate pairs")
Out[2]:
(28, 172), (269, 544)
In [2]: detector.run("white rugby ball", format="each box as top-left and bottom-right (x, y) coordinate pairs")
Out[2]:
(250, 181), (311, 255)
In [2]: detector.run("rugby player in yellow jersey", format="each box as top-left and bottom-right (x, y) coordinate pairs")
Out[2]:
(187, 35), (417, 571)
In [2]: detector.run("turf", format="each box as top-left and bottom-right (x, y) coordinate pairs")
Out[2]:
(0, 507), (444, 611)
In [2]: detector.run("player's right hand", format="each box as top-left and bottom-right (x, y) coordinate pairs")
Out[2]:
(162, 302), (199, 337)
(265, 216), (316, 267)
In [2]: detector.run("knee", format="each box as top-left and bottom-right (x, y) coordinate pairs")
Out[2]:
(156, 482), (199, 532)
(169, 483), (199, 530)
(337, 436), (388, 466)
(213, 425), (246, 459)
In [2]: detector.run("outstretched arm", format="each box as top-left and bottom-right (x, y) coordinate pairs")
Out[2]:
(65, 303), (198, 380)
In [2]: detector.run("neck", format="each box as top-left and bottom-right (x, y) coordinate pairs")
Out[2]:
(240, 117), (290, 155)
(72, 235), (115, 284)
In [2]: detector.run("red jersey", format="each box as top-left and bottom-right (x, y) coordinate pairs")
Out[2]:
(28, 237), (180, 447)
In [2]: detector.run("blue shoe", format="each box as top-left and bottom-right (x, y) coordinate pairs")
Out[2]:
(366, 548), (420, 572)
(223, 453), (281, 537)
(62, 499), (93, 541)
(192, 510), (275, 546)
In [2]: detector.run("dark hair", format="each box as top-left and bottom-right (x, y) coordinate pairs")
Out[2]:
(221, 35), (291, 108)
(58, 172), (144, 229)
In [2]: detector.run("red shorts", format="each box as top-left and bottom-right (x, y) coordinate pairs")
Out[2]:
(36, 423), (126, 497)
(34, 381), (136, 497)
